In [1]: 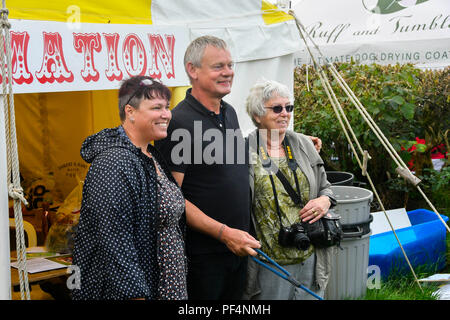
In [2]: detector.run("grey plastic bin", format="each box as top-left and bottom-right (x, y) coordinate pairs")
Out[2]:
(325, 186), (373, 300)
(325, 232), (372, 300)
(330, 186), (373, 226)
(326, 171), (354, 186)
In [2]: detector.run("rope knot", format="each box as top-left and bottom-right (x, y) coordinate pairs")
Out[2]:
(0, 8), (11, 29)
(8, 184), (29, 206)
(0, 20), (10, 29)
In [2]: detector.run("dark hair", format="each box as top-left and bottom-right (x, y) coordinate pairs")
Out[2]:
(118, 76), (171, 121)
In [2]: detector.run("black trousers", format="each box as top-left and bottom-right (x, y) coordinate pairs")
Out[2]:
(187, 252), (248, 300)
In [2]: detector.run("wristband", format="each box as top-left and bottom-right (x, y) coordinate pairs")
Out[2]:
(218, 224), (226, 241)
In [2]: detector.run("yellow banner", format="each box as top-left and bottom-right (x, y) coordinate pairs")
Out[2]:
(9, 0), (153, 24)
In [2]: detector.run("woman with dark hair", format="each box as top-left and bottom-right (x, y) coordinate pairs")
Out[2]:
(72, 76), (187, 300)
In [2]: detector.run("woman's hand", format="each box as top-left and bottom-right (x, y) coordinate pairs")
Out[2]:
(299, 196), (331, 224)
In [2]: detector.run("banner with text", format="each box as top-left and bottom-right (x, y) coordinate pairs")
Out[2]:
(9, 19), (190, 94)
(293, 0), (450, 69)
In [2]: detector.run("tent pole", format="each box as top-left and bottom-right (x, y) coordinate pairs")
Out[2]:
(0, 95), (11, 300)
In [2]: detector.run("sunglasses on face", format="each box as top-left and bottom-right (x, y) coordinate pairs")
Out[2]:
(124, 78), (161, 107)
(265, 104), (294, 114)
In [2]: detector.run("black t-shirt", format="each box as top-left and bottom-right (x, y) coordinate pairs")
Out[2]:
(155, 89), (250, 255)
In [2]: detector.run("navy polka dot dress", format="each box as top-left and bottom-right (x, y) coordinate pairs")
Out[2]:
(72, 126), (187, 300)
(154, 159), (187, 300)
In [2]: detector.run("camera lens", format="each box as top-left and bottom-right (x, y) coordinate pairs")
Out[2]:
(292, 232), (310, 251)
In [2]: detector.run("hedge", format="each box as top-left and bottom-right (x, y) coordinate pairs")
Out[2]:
(293, 62), (449, 213)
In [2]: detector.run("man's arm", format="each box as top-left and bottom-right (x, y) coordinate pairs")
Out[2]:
(172, 171), (260, 256)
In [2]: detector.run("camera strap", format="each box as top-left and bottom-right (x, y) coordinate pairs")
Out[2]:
(256, 132), (303, 207)
(268, 174), (285, 228)
(256, 136), (285, 228)
(256, 132), (305, 229)
(281, 138), (303, 206)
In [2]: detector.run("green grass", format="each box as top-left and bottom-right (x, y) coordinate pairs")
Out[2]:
(364, 275), (441, 300)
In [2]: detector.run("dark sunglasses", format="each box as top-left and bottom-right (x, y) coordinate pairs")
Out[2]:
(124, 78), (161, 107)
(265, 104), (294, 113)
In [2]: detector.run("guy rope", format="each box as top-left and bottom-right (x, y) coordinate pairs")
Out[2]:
(287, 8), (449, 291)
(0, 2), (30, 300)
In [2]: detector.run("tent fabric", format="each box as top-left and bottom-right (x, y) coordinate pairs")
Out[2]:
(151, 0), (297, 62)
(4, 1), (302, 205)
(9, 0), (300, 93)
(9, 0), (153, 24)
(15, 91), (116, 200)
(14, 86), (190, 202)
(10, 0), (292, 26)
(225, 53), (295, 137)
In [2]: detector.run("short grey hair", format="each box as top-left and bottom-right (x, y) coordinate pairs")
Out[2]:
(184, 35), (229, 82)
(245, 79), (293, 127)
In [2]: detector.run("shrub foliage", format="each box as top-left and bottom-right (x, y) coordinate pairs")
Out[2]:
(293, 63), (449, 211)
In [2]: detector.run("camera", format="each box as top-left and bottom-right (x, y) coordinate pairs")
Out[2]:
(278, 223), (310, 251)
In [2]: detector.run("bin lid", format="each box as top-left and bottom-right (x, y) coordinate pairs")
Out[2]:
(330, 186), (373, 203)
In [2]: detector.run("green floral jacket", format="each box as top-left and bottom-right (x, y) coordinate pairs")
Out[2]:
(244, 129), (337, 299)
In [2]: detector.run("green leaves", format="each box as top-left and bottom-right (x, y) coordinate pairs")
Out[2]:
(401, 102), (415, 120)
(293, 61), (446, 210)
(390, 95), (404, 105)
(414, 143), (427, 153)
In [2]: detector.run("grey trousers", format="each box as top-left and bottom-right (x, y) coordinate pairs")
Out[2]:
(252, 253), (320, 300)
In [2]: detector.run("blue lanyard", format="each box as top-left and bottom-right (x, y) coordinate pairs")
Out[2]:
(250, 249), (324, 300)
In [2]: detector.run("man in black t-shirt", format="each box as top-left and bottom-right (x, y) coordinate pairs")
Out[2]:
(155, 36), (260, 300)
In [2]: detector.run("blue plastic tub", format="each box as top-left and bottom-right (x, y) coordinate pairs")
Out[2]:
(369, 209), (449, 278)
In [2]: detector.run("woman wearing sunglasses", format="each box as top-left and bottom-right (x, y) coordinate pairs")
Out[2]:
(72, 76), (187, 300)
(243, 79), (336, 300)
